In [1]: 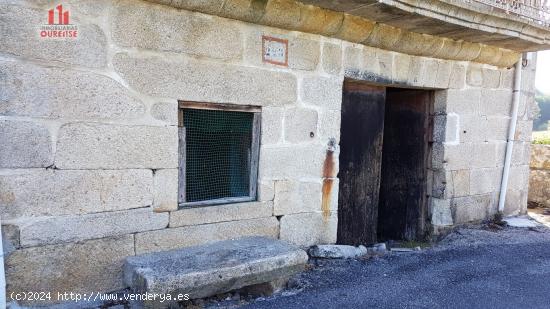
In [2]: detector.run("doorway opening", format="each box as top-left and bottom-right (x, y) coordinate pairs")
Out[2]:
(337, 80), (433, 246)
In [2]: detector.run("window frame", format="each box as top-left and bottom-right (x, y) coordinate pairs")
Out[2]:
(177, 101), (261, 208)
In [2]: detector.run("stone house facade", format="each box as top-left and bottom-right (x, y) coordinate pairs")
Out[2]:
(0, 0), (547, 304)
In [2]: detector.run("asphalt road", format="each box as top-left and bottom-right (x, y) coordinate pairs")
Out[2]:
(243, 226), (550, 309)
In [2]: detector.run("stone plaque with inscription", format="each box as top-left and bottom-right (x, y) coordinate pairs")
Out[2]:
(262, 35), (288, 66)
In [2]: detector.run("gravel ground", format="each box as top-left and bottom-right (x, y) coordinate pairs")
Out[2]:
(240, 225), (550, 309)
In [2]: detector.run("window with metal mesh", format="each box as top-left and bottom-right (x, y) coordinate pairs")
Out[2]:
(182, 108), (254, 203)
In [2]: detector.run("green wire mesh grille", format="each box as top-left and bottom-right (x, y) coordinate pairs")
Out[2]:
(183, 108), (253, 203)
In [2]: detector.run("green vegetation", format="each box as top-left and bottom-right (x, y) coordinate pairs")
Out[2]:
(533, 89), (550, 144)
(533, 90), (550, 131)
(533, 130), (550, 144)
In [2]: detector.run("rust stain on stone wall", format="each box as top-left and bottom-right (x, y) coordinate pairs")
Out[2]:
(323, 148), (336, 178)
(321, 178), (334, 221)
(321, 145), (336, 221)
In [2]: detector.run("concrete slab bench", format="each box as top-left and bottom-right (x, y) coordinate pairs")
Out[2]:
(124, 236), (308, 307)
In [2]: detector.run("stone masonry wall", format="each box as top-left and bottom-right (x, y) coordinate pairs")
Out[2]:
(529, 144), (550, 208)
(0, 0), (537, 303)
(429, 54), (538, 232)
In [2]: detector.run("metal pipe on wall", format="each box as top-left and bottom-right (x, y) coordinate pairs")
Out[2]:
(498, 53), (525, 213)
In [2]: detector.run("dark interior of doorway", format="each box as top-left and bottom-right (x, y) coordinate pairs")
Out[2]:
(337, 81), (433, 246)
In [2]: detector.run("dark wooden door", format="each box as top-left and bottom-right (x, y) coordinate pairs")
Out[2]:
(337, 82), (386, 246)
(377, 89), (431, 241)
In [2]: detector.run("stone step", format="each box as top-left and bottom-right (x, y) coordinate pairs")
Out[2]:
(124, 236), (308, 307)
